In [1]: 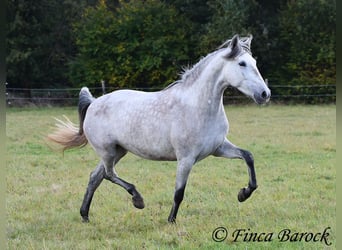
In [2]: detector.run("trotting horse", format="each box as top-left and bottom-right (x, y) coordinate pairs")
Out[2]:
(48, 34), (271, 223)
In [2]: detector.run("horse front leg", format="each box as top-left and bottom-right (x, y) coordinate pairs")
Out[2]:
(168, 158), (194, 223)
(213, 138), (257, 202)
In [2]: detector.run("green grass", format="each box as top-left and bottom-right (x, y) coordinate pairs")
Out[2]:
(6, 105), (336, 249)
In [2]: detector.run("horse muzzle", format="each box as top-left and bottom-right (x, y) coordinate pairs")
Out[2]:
(253, 89), (271, 104)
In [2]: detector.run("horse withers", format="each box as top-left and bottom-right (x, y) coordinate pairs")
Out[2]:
(48, 34), (271, 223)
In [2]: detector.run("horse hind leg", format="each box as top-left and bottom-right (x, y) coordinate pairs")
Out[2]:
(101, 147), (145, 210)
(80, 162), (106, 222)
(80, 145), (144, 222)
(105, 174), (145, 210)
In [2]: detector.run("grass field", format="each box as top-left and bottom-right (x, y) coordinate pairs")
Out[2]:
(6, 105), (335, 249)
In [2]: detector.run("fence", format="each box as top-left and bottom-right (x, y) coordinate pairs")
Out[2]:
(6, 84), (336, 107)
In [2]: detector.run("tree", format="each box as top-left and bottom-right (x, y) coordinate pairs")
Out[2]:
(164, 0), (213, 25)
(6, 0), (335, 104)
(244, 0), (287, 77)
(6, 0), (87, 90)
(278, 0), (335, 83)
(198, 0), (258, 54)
(275, 0), (335, 102)
(70, 0), (194, 89)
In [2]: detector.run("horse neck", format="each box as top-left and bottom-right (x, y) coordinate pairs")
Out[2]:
(177, 55), (226, 113)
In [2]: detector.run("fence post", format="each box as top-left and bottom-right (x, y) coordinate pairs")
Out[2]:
(101, 80), (106, 95)
(6, 82), (10, 106)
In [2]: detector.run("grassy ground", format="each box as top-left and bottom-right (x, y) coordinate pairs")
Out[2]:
(6, 105), (335, 249)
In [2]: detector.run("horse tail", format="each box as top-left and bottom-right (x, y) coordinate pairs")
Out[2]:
(47, 87), (95, 152)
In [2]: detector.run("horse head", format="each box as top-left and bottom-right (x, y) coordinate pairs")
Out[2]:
(220, 34), (271, 104)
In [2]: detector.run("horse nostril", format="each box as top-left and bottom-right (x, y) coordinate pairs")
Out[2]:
(261, 91), (267, 99)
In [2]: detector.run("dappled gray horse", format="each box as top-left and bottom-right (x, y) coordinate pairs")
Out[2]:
(48, 34), (271, 223)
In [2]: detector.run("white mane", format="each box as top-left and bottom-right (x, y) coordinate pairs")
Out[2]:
(164, 35), (253, 90)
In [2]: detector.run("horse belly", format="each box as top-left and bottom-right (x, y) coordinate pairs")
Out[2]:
(125, 141), (177, 161)
(85, 91), (177, 161)
(117, 115), (177, 161)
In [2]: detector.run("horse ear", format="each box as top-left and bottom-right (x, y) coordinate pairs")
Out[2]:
(242, 34), (253, 50)
(224, 34), (241, 59)
(230, 34), (239, 48)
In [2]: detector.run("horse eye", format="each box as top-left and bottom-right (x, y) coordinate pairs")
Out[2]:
(239, 61), (246, 67)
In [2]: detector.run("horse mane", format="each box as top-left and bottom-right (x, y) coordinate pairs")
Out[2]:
(163, 51), (220, 90)
(163, 35), (253, 90)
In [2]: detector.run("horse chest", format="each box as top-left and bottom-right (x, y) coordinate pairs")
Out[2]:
(169, 112), (228, 160)
(199, 120), (228, 156)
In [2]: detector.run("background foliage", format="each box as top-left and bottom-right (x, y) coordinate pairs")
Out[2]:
(70, 0), (193, 89)
(6, 0), (335, 101)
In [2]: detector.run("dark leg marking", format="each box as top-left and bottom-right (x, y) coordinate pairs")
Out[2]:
(80, 163), (105, 222)
(105, 175), (145, 209)
(213, 139), (258, 203)
(237, 149), (257, 202)
(168, 185), (186, 223)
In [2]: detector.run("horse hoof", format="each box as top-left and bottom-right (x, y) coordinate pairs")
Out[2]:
(168, 218), (177, 224)
(238, 188), (247, 202)
(82, 216), (90, 223)
(132, 196), (145, 209)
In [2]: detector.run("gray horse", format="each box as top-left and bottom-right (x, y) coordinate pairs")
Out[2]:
(48, 34), (271, 223)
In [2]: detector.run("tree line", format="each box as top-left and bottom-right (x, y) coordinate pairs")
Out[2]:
(7, 0), (335, 102)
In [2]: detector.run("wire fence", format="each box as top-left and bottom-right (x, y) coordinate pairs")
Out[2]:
(6, 84), (336, 107)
